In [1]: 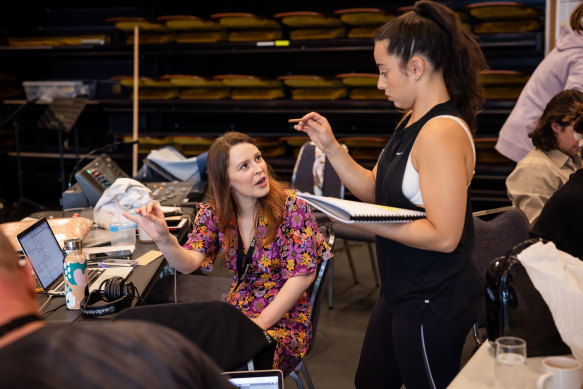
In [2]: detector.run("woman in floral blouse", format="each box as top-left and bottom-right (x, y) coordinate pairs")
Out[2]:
(125, 131), (332, 375)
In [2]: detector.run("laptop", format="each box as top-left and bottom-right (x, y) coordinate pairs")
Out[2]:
(17, 217), (133, 296)
(222, 370), (284, 389)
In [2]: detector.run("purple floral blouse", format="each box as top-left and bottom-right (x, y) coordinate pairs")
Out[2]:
(183, 189), (332, 375)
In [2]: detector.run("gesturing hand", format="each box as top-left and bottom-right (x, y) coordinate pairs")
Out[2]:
(123, 202), (169, 243)
(293, 112), (337, 153)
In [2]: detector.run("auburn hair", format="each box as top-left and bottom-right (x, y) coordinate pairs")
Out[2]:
(529, 90), (583, 151)
(571, 3), (583, 33)
(374, 0), (487, 132)
(206, 131), (286, 248)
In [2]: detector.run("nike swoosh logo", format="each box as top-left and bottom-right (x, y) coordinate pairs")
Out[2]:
(396, 152), (403, 155)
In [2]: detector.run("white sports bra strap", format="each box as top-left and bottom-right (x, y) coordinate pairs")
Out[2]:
(432, 115), (476, 167)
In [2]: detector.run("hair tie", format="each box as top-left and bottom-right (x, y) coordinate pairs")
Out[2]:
(413, 6), (425, 16)
(412, 5), (450, 36)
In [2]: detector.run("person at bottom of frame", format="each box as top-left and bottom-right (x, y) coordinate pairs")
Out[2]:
(294, 1), (485, 388)
(125, 131), (332, 376)
(0, 230), (236, 389)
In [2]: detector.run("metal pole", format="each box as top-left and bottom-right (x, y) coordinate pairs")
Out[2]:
(132, 25), (139, 177)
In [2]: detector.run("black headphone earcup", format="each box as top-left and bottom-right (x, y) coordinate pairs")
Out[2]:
(81, 278), (137, 318)
(120, 279), (129, 297)
(104, 276), (123, 301)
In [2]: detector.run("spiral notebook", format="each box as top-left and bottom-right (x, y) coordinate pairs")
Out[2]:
(297, 192), (426, 223)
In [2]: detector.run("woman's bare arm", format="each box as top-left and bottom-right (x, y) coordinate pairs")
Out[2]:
(294, 112), (378, 203)
(341, 118), (473, 253)
(250, 271), (317, 330)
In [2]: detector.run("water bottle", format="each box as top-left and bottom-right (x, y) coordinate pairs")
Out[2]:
(63, 238), (89, 310)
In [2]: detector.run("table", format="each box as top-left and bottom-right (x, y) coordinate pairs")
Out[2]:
(448, 342), (546, 388)
(29, 207), (189, 322)
(37, 241), (166, 322)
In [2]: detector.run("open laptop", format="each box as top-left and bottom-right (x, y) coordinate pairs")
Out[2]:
(222, 370), (284, 389)
(17, 217), (133, 296)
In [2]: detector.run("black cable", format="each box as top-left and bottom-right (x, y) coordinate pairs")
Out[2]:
(66, 139), (139, 189)
(42, 303), (67, 318)
(133, 286), (147, 306)
(0, 97), (39, 128)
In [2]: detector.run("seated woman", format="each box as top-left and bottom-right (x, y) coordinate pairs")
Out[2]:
(125, 131), (332, 375)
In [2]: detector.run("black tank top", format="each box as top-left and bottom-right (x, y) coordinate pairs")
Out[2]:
(375, 101), (482, 322)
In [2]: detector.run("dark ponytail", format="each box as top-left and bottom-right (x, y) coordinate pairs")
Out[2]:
(570, 3), (583, 33)
(375, 0), (487, 132)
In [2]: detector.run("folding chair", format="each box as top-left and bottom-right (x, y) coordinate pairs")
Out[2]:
(291, 142), (379, 309)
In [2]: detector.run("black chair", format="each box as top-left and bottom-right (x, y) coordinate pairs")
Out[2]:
(291, 142), (380, 309)
(288, 224), (335, 389)
(470, 206), (531, 346)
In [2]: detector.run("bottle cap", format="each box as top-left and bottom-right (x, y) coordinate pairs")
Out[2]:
(64, 238), (82, 251)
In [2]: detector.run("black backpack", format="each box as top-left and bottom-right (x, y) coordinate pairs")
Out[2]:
(485, 238), (571, 357)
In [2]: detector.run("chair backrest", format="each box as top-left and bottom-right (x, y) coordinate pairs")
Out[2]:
(472, 207), (531, 282)
(305, 224), (334, 354)
(291, 142), (344, 198)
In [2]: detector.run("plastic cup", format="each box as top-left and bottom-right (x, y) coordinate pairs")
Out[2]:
(109, 223), (137, 246)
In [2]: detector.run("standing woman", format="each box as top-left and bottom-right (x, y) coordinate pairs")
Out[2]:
(294, 1), (487, 388)
(125, 131), (332, 375)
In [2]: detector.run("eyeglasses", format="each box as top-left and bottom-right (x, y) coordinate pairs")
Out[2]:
(18, 254), (26, 268)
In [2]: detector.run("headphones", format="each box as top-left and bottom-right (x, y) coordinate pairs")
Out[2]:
(81, 277), (137, 318)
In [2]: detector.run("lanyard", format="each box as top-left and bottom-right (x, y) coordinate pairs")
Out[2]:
(0, 314), (43, 337)
(235, 230), (255, 290)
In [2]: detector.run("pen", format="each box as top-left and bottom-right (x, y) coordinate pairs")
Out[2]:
(98, 259), (136, 267)
(98, 262), (133, 268)
(288, 118), (302, 123)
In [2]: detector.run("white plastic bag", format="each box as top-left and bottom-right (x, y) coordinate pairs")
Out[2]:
(93, 178), (154, 229)
(518, 241), (583, 363)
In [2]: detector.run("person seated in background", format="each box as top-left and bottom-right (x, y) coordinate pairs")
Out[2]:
(0, 230), (236, 388)
(506, 90), (583, 225)
(532, 111), (583, 260)
(495, 3), (583, 163)
(124, 131), (332, 376)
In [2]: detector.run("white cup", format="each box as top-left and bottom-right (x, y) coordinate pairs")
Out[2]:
(536, 356), (583, 389)
(495, 336), (528, 389)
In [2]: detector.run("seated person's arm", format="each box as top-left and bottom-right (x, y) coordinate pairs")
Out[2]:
(250, 192), (330, 330)
(251, 271), (316, 330)
(156, 233), (205, 274)
(124, 203), (205, 274)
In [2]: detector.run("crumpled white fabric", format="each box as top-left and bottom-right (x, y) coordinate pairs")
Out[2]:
(517, 241), (583, 363)
(93, 178), (154, 228)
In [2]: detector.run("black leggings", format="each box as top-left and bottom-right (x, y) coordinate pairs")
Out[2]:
(354, 298), (480, 389)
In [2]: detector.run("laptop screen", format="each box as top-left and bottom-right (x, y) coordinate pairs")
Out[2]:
(223, 370), (283, 389)
(17, 218), (64, 291)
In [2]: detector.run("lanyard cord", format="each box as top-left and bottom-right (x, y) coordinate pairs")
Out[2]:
(235, 228), (256, 291)
(0, 314), (43, 337)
